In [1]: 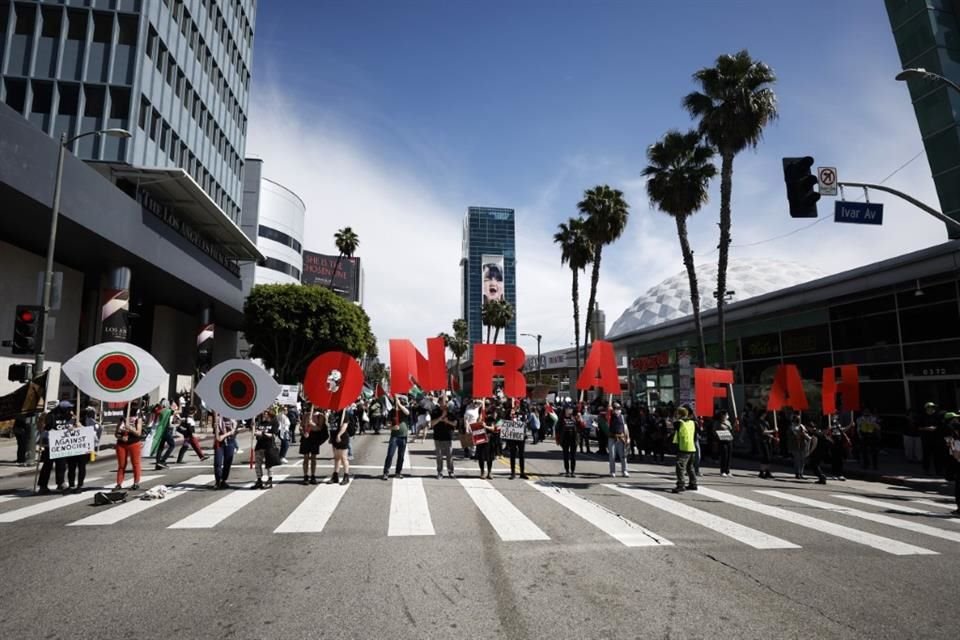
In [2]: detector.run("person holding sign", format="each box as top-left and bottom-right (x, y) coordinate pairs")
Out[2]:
(476, 404), (500, 480)
(607, 401), (629, 478)
(299, 409), (329, 485)
(114, 407), (144, 490)
(557, 403), (582, 478)
(381, 397), (410, 480)
(213, 416), (238, 490)
(430, 396), (457, 479)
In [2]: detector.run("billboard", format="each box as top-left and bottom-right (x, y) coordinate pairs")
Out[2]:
(302, 251), (360, 302)
(480, 254), (505, 307)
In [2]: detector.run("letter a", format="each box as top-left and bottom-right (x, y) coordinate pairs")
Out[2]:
(767, 364), (809, 411)
(575, 340), (620, 395)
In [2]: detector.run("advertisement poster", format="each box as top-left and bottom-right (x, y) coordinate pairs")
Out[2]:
(480, 255), (505, 306)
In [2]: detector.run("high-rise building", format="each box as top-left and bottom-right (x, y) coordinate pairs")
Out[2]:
(460, 206), (517, 347)
(886, 0), (960, 236)
(0, 0), (254, 222)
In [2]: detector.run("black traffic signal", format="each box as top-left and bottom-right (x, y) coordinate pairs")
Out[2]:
(12, 305), (42, 355)
(782, 156), (821, 218)
(7, 362), (34, 382)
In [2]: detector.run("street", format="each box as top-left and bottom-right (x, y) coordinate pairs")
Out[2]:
(0, 434), (958, 640)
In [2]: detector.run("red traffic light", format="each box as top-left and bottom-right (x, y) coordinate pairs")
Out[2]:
(18, 310), (34, 323)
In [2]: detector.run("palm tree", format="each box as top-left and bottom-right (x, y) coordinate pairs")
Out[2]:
(440, 318), (470, 388)
(553, 217), (592, 380)
(329, 227), (360, 289)
(578, 185), (630, 358)
(481, 299), (514, 344)
(683, 49), (777, 368)
(642, 130), (717, 368)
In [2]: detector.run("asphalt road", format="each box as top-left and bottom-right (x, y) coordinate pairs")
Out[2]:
(0, 432), (958, 640)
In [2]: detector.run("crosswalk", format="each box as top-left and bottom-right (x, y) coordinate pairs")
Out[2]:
(1, 471), (958, 557)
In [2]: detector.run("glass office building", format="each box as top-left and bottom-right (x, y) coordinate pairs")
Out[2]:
(461, 206), (517, 347)
(0, 0), (254, 223)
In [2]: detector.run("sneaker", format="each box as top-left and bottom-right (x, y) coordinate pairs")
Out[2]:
(437, 473), (443, 480)
(816, 478), (827, 485)
(281, 458), (289, 464)
(622, 471), (629, 478)
(37, 487), (52, 495)
(302, 477), (310, 485)
(310, 477), (317, 485)
(448, 472), (456, 479)
(610, 473), (616, 478)
(266, 478), (273, 489)
(395, 473), (403, 479)
(381, 474), (389, 481)
(485, 473), (492, 480)
(509, 474), (515, 480)
(235, 448), (243, 455)
(837, 476), (846, 481)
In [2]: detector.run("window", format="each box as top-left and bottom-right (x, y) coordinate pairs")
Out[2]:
(146, 26), (158, 59)
(261, 258), (302, 281)
(150, 108), (160, 141)
(900, 301), (960, 343)
(156, 43), (166, 73)
(138, 96), (149, 129)
(3, 78), (27, 114)
(258, 225), (303, 253)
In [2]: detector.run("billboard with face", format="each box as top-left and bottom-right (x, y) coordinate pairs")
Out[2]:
(481, 255), (505, 306)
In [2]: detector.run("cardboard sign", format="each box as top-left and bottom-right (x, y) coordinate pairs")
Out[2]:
(470, 422), (488, 446)
(276, 385), (299, 406)
(499, 420), (525, 441)
(48, 426), (97, 459)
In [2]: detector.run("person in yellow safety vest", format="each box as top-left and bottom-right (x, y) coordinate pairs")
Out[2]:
(856, 407), (882, 471)
(672, 407), (698, 493)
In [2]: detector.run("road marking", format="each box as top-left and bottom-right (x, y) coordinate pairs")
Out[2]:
(388, 478), (434, 537)
(831, 494), (960, 525)
(694, 486), (935, 555)
(68, 475), (214, 526)
(459, 478), (549, 541)
(607, 484), (798, 550)
(531, 481), (671, 547)
(274, 481), (350, 533)
(0, 475), (105, 507)
(911, 498), (958, 511)
(0, 476), (163, 523)
(758, 490), (960, 544)
(168, 475), (289, 529)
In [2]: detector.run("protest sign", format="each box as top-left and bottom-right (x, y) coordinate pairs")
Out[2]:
(499, 420), (525, 441)
(49, 426), (97, 459)
(470, 422), (488, 446)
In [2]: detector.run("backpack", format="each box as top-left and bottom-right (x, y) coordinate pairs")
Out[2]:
(93, 491), (127, 506)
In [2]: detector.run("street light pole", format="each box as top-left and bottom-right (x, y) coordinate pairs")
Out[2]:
(895, 67), (960, 95)
(520, 332), (542, 383)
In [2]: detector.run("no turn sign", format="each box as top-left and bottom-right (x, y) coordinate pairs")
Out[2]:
(818, 166), (838, 196)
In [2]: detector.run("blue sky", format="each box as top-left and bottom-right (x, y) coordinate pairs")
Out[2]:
(245, 1), (947, 356)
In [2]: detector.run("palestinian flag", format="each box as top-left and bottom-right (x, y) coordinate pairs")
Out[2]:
(361, 385), (374, 400)
(374, 382), (386, 398)
(408, 375), (424, 400)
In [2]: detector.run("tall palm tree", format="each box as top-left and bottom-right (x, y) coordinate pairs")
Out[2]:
(490, 299), (514, 345)
(329, 227), (360, 289)
(481, 301), (496, 344)
(440, 318), (470, 388)
(578, 185), (630, 358)
(642, 130), (717, 368)
(553, 217), (592, 380)
(683, 49), (777, 368)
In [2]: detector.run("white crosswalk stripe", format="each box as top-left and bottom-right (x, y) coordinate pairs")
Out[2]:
(68, 475), (214, 526)
(274, 481), (350, 533)
(531, 481), (671, 547)
(696, 486), (936, 555)
(0, 476), (163, 523)
(831, 494), (960, 525)
(459, 478), (549, 541)
(0, 475), (103, 506)
(168, 475), (289, 529)
(388, 478), (434, 537)
(758, 490), (960, 544)
(911, 498), (958, 511)
(606, 484), (799, 550)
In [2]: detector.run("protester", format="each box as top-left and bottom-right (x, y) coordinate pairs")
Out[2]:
(382, 396), (410, 480)
(944, 414), (960, 514)
(12, 415), (30, 467)
(757, 413), (777, 479)
(300, 410), (328, 485)
(672, 407), (697, 493)
(919, 402), (944, 476)
(330, 409), (351, 485)
(607, 401), (629, 478)
(506, 409), (528, 480)
(526, 407), (540, 446)
(557, 403), (581, 478)
(213, 415), (237, 490)
(175, 406), (207, 463)
(475, 404), (499, 480)
(431, 396), (457, 479)
(826, 415), (850, 480)
(253, 410), (280, 489)
(856, 407), (881, 471)
(277, 405), (291, 464)
(152, 401), (177, 470)
(114, 407), (144, 490)
(713, 410), (734, 477)
(791, 414), (812, 480)
(34, 413), (54, 494)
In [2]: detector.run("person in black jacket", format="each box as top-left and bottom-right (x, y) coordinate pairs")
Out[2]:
(12, 415), (30, 466)
(253, 410), (279, 489)
(557, 404), (582, 478)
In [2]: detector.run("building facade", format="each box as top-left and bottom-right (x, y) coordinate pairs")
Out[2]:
(460, 206), (517, 347)
(608, 243), (960, 442)
(886, 0), (960, 236)
(0, 0), (258, 402)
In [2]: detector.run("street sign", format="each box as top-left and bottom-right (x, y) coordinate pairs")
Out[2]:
(817, 167), (838, 196)
(834, 201), (883, 225)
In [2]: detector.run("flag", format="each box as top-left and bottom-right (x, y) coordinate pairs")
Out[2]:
(408, 375), (424, 401)
(449, 374), (460, 393)
(0, 370), (47, 421)
(374, 382), (386, 398)
(361, 385), (374, 400)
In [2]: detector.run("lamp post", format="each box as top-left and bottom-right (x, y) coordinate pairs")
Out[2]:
(895, 67), (960, 95)
(520, 332), (542, 383)
(28, 128), (130, 466)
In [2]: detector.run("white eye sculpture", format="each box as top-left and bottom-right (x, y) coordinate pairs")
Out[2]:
(62, 342), (168, 403)
(195, 359), (281, 420)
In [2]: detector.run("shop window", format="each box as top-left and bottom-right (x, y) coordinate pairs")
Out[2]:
(899, 300), (960, 343)
(858, 363), (903, 381)
(829, 295), (894, 322)
(742, 332), (780, 360)
(781, 324), (830, 355)
(833, 345), (901, 365)
(903, 339), (960, 360)
(830, 312), (899, 349)
(787, 353), (833, 382)
(742, 358), (781, 386)
(859, 381), (907, 415)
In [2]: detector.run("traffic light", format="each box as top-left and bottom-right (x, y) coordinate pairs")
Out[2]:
(12, 305), (42, 355)
(7, 362), (34, 382)
(782, 156), (821, 218)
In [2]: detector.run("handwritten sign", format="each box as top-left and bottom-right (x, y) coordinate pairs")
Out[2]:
(469, 422), (488, 446)
(499, 420), (525, 442)
(49, 426), (97, 459)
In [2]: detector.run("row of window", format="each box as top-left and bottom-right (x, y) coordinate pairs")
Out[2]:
(161, 0), (252, 92)
(258, 225), (302, 253)
(137, 93), (240, 221)
(261, 257), (301, 281)
(145, 25), (247, 137)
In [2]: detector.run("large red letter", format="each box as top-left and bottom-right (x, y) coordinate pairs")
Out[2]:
(303, 352), (365, 410)
(575, 340), (620, 395)
(389, 337), (447, 393)
(472, 344), (527, 398)
(694, 368), (734, 417)
(767, 364), (809, 411)
(822, 365), (860, 414)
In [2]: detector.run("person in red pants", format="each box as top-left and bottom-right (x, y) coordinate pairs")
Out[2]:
(115, 408), (144, 489)
(176, 407), (207, 463)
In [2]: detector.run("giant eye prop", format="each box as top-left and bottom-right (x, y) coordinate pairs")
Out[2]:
(62, 342), (168, 405)
(195, 359), (281, 420)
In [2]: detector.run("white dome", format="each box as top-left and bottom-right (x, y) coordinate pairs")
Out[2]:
(607, 258), (826, 338)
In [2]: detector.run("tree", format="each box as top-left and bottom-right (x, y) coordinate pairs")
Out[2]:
(330, 227), (360, 289)
(481, 299), (514, 344)
(440, 318), (469, 388)
(683, 49), (777, 368)
(578, 185), (630, 358)
(243, 283), (376, 384)
(553, 217), (592, 380)
(642, 129), (717, 368)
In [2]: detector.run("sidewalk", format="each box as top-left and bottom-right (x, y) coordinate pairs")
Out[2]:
(0, 432), (220, 482)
